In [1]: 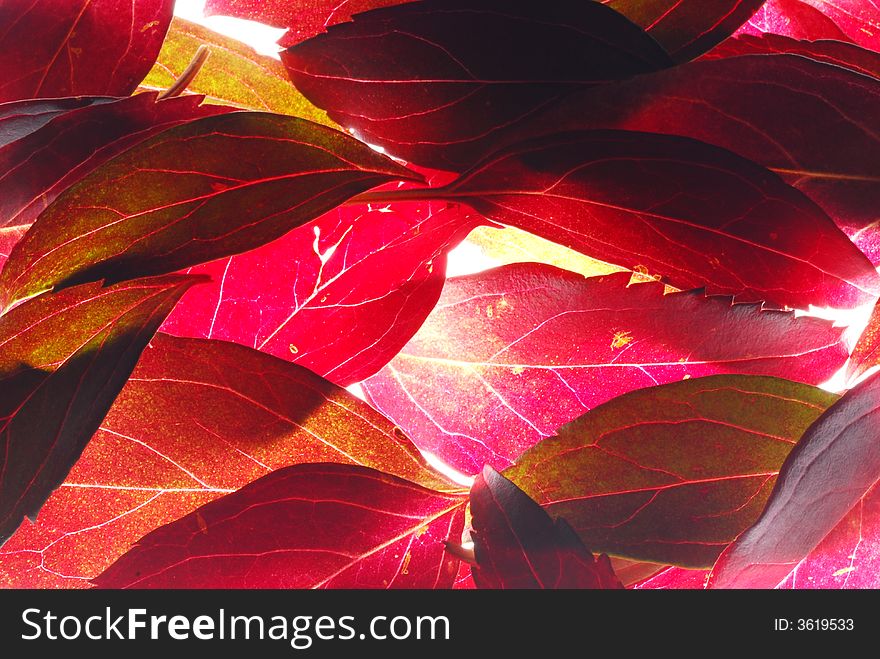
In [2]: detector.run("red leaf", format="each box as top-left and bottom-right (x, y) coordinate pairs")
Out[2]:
(740, 0), (851, 40)
(604, 0), (767, 62)
(848, 297), (880, 381)
(503, 373), (837, 567)
(161, 178), (483, 386)
(0, 275), (200, 546)
(0, 225), (27, 273)
(0, 97), (112, 148)
(0, 112), (418, 308)
(740, 0), (880, 51)
(709, 372), (880, 588)
(393, 130), (879, 309)
(93, 464), (467, 588)
(633, 567), (709, 589)
(0, 334), (461, 587)
(205, 0), (410, 46)
(281, 0), (673, 170)
(475, 56), (880, 250)
(0, 0), (173, 102)
(704, 34), (880, 80)
(0, 93), (231, 229)
(363, 265), (847, 475)
(775, 481), (880, 589)
(470, 466), (622, 589)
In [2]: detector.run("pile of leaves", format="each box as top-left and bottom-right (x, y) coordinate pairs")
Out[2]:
(1, 0), (880, 590)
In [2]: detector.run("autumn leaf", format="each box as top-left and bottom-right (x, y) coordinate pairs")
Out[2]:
(0, 333), (461, 587)
(0, 111), (418, 308)
(0, 93), (231, 228)
(363, 265), (847, 474)
(0, 275), (200, 546)
(470, 466), (622, 589)
(710, 372), (880, 588)
(162, 198), (483, 386)
(282, 0), (673, 169)
(0, 0), (174, 102)
(140, 17), (333, 125)
(94, 463), (467, 588)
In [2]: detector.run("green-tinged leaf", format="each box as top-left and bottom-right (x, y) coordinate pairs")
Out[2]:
(504, 375), (838, 567)
(0, 275), (201, 546)
(0, 112), (417, 308)
(141, 17), (333, 125)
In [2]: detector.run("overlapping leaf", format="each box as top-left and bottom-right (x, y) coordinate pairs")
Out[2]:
(0, 97), (113, 148)
(0, 112), (418, 308)
(741, 0), (880, 51)
(704, 34), (880, 80)
(0, 226), (26, 273)
(162, 196), (483, 386)
(94, 464), (467, 588)
(503, 374), (836, 567)
(0, 334), (460, 587)
(470, 56), (880, 247)
(141, 17), (332, 125)
(469, 466), (622, 589)
(0, 0), (173, 102)
(383, 130), (880, 309)
(848, 298), (880, 382)
(710, 373), (880, 588)
(740, 0), (851, 40)
(0, 93), (230, 229)
(363, 265), (847, 474)
(282, 0), (673, 170)
(605, 0), (767, 62)
(0, 276), (199, 547)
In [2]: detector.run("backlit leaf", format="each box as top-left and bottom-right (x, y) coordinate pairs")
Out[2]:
(363, 265), (847, 474)
(0, 275), (199, 546)
(741, 0), (880, 51)
(0, 112), (418, 308)
(94, 463), (467, 588)
(710, 373), (880, 588)
(0, 0), (173, 101)
(282, 0), (673, 170)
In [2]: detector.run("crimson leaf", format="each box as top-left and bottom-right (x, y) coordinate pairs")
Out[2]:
(709, 372), (880, 588)
(605, 0), (767, 62)
(0, 275), (200, 546)
(0, 0), (173, 102)
(282, 0), (673, 170)
(378, 130), (880, 309)
(740, 0), (851, 40)
(0, 112), (418, 308)
(162, 198), (483, 386)
(470, 466), (622, 589)
(362, 265), (847, 474)
(0, 93), (231, 229)
(94, 463), (467, 588)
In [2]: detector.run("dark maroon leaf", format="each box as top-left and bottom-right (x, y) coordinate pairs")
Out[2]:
(605, 0), (768, 62)
(0, 97), (113, 148)
(470, 466), (622, 589)
(709, 372), (880, 588)
(363, 265), (848, 474)
(375, 130), (879, 309)
(0, 0), (173, 102)
(94, 463), (467, 588)
(282, 0), (673, 170)
(0, 93), (232, 229)
(162, 197), (484, 386)
(704, 34), (880, 80)
(0, 275), (200, 546)
(480, 55), (880, 241)
(0, 112), (419, 308)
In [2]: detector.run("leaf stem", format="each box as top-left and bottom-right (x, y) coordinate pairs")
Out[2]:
(159, 46), (211, 100)
(346, 186), (454, 205)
